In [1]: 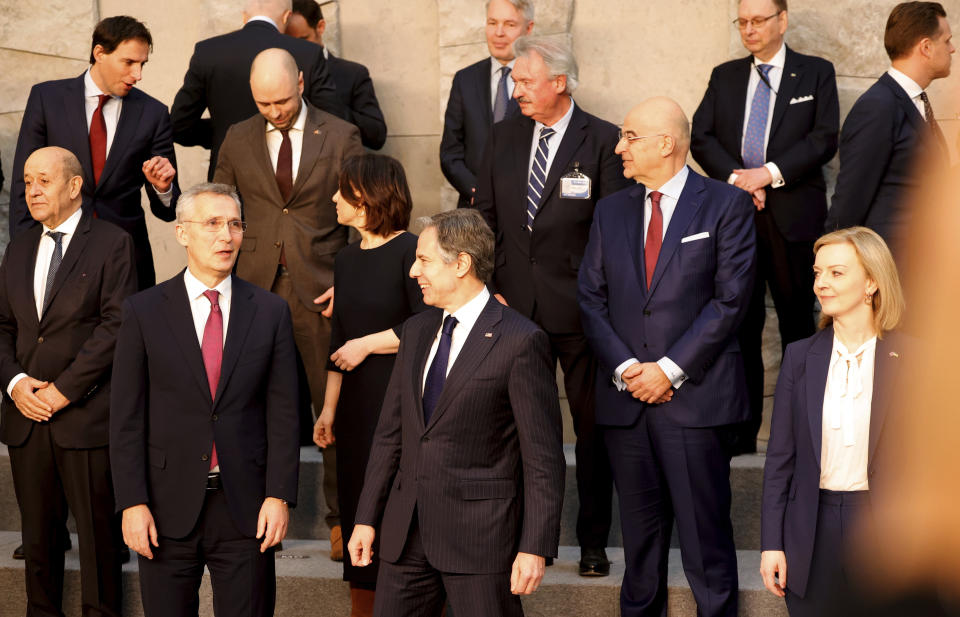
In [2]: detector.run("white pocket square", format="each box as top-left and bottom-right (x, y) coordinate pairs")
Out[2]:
(681, 232), (710, 243)
(789, 95), (814, 104)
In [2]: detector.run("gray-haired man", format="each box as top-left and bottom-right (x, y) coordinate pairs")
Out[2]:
(474, 35), (630, 576)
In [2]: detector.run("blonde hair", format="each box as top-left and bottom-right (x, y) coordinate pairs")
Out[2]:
(814, 226), (905, 336)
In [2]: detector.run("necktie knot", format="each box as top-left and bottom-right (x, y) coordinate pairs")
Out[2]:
(757, 63), (773, 77)
(46, 231), (64, 245)
(96, 94), (110, 110)
(441, 315), (458, 337)
(649, 191), (663, 210)
(501, 66), (511, 79)
(539, 127), (556, 142)
(203, 289), (220, 312)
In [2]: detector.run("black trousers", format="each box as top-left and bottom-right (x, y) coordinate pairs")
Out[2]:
(737, 210), (816, 448)
(605, 411), (738, 617)
(8, 423), (122, 617)
(137, 488), (276, 617)
(785, 490), (871, 617)
(374, 511), (523, 617)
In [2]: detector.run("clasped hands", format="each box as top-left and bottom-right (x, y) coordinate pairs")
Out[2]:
(11, 378), (69, 422)
(732, 166), (772, 211)
(622, 362), (673, 404)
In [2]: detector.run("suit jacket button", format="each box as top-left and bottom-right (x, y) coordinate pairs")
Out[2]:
(643, 310), (651, 316)
(643, 343), (648, 348)
(282, 208), (289, 214)
(422, 436), (430, 442)
(274, 241), (281, 248)
(37, 336), (44, 344)
(530, 257), (537, 264)
(201, 454), (209, 462)
(212, 414), (218, 421)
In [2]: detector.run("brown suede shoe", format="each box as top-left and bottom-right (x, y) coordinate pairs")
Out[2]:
(330, 524), (344, 562)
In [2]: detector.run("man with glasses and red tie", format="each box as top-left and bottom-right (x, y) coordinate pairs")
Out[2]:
(110, 182), (300, 617)
(691, 0), (839, 455)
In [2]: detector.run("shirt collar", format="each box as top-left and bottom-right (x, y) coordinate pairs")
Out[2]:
(753, 42), (786, 69)
(535, 97), (576, 134)
(267, 99), (308, 133)
(43, 207), (83, 235)
(183, 268), (232, 301)
(323, 45), (329, 60)
(644, 165), (689, 201)
(887, 67), (924, 99)
(490, 56), (517, 78)
(443, 287), (490, 334)
(83, 69), (117, 100)
(246, 15), (280, 30)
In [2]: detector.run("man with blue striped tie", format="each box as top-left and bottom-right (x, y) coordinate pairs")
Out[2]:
(475, 35), (630, 577)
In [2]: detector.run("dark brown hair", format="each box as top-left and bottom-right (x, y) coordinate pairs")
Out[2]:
(293, 0), (324, 27)
(89, 16), (153, 64)
(884, 2), (947, 61)
(338, 154), (412, 236)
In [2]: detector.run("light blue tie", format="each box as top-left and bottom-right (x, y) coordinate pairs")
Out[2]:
(526, 127), (556, 233)
(742, 64), (774, 169)
(493, 66), (511, 123)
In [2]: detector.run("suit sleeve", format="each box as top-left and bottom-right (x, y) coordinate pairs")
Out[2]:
(306, 49), (345, 120)
(577, 202), (642, 375)
(212, 126), (238, 188)
(439, 74), (478, 199)
(665, 190), (756, 383)
(0, 245), (26, 387)
(761, 343), (799, 551)
(171, 43), (213, 149)
(110, 299), (151, 511)
(826, 96), (896, 232)
(510, 328), (565, 557)
(769, 61), (839, 184)
(265, 302), (301, 505)
(473, 127), (496, 228)
(691, 68), (743, 180)
(345, 64), (387, 150)
(53, 232), (137, 403)
(143, 105), (181, 222)
(10, 85), (47, 238)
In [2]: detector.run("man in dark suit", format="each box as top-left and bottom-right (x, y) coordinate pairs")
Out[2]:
(349, 209), (565, 617)
(213, 48), (363, 560)
(578, 98), (756, 617)
(0, 147), (136, 617)
(691, 0), (839, 454)
(827, 1), (953, 250)
(475, 35), (628, 576)
(110, 182), (301, 616)
(440, 0), (534, 208)
(10, 15), (180, 290)
(285, 0), (388, 150)
(171, 0), (341, 180)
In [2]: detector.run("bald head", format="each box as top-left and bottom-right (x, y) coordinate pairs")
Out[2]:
(627, 97), (690, 153)
(250, 48), (304, 130)
(243, 0), (292, 26)
(29, 146), (84, 182)
(23, 147), (84, 228)
(615, 97), (691, 188)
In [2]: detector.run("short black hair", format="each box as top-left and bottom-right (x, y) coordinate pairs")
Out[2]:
(292, 0), (324, 28)
(338, 154), (412, 237)
(89, 16), (153, 64)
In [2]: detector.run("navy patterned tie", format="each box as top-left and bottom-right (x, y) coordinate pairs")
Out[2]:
(526, 126), (556, 233)
(423, 315), (458, 425)
(742, 64), (773, 169)
(493, 66), (511, 123)
(42, 231), (65, 312)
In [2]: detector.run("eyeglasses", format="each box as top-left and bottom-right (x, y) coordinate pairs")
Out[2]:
(733, 12), (781, 29)
(180, 218), (247, 234)
(617, 130), (667, 143)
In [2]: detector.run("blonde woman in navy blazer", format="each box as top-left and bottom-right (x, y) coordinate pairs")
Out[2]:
(760, 226), (906, 617)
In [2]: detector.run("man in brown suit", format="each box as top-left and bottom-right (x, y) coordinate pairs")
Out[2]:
(214, 48), (363, 558)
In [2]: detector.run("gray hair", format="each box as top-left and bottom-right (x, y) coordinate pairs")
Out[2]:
(485, 0), (534, 24)
(417, 209), (494, 283)
(513, 35), (578, 93)
(176, 183), (242, 223)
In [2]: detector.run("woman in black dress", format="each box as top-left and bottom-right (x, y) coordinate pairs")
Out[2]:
(313, 154), (425, 616)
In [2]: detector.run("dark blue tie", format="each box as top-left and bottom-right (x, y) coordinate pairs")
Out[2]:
(493, 66), (511, 122)
(423, 315), (458, 425)
(526, 126), (556, 233)
(43, 231), (65, 312)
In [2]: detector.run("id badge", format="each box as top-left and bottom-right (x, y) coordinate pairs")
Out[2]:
(560, 163), (591, 200)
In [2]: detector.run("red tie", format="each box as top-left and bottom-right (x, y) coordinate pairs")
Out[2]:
(201, 290), (222, 471)
(89, 94), (110, 185)
(645, 191), (663, 289)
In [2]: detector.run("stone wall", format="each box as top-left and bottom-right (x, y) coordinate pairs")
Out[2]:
(1, 0), (958, 279)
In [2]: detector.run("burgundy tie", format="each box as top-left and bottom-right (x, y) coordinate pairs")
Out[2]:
(644, 191), (663, 289)
(276, 129), (293, 202)
(201, 290), (222, 471)
(89, 94), (110, 185)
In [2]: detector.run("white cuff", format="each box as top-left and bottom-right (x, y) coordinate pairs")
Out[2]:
(656, 357), (688, 389)
(765, 162), (785, 188)
(155, 185), (174, 206)
(727, 172), (738, 185)
(613, 358), (639, 391)
(7, 373), (28, 397)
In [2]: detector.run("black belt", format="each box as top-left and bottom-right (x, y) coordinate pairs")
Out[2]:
(206, 472), (222, 491)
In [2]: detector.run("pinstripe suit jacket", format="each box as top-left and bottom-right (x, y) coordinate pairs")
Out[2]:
(355, 295), (565, 573)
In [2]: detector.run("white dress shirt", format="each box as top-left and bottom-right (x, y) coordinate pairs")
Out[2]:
(526, 99), (576, 179)
(6, 208), (85, 395)
(886, 67), (927, 119)
(730, 43), (786, 188)
(820, 336), (876, 491)
(612, 166), (691, 391)
(421, 287), (491, 394)
(265, 100), (308, 185)
(489, 57), (517, 110)
(183, 268), (232, 347)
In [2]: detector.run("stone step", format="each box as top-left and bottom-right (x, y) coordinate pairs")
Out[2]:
(0, 445), (766, 550)
(0, 532), (786, 617)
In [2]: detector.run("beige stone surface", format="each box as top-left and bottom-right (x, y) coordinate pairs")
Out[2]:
(0, 0), (95, 61)
(0, 51), (88, 116)
(379, 135), (445, 220)
(320, 1), (342, 57)
(438, 0), (487, 47)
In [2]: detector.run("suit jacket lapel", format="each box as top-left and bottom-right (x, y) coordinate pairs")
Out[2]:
(291, 106), (328, 199)
(880, 72), (925, 132)
(868, 335), (898, 468)
(248, 117), (287, 207)
(414, 310), (443, 433)
(41, 212), (92, 319)
(20, 228), (43, 328)
(733, 57), (752, 147)
(477, 60), (494, 126)
(424, 298), (502, 433)
(512, 117), (536, 231)
(163, 274), (214, 405)
(65, 75), (95, 182)
(769, 47), (800, 139)
(625, 184), (649, 295)
(98, 91), (143, 189)
(538, 107), (587, 212)
(214, 277), (256, 407)
(805, 327), (833, 467)
(645, 168), (704, 300)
